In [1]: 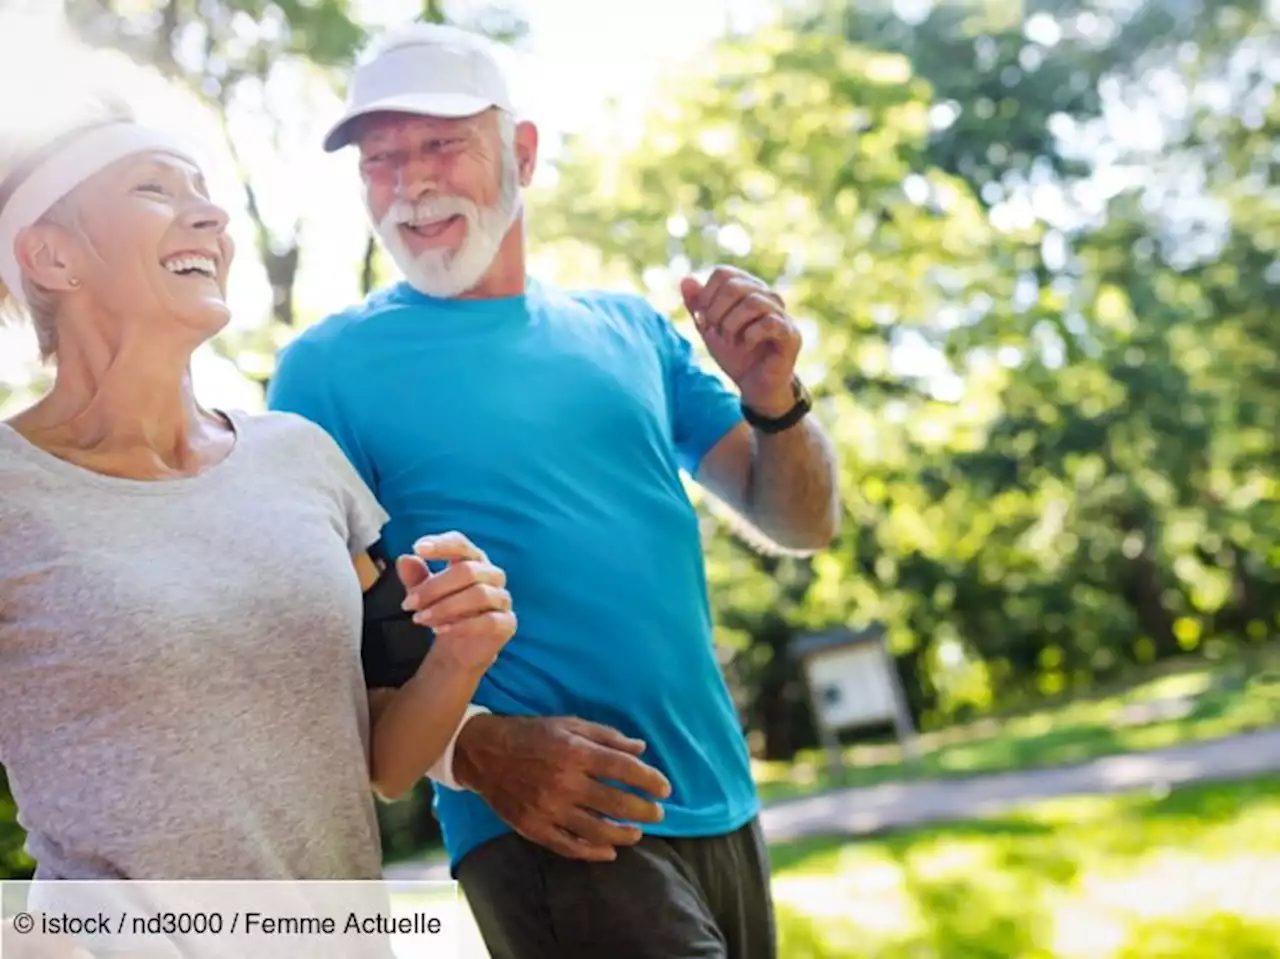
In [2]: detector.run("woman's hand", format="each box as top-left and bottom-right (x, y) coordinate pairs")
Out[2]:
(365, 530), (517, 801)
(396, 531), (517, 672)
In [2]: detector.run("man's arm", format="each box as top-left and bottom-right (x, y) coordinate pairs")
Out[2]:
(669, 265), (842, 552)
(450, 713), (672, 862)
(696, 415), (841, 552)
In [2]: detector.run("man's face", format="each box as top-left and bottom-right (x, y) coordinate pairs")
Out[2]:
(356, 110), (521, 299)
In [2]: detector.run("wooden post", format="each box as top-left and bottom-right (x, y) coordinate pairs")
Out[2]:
(802, 660), (848, 785)
(878, 640), (921, 764)
(815, 710), (847, 785)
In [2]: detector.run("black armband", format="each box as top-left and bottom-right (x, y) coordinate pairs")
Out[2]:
(362, 558), (434, 689)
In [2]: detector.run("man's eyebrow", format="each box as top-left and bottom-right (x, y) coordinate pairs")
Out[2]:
(359, 133), (399, 153)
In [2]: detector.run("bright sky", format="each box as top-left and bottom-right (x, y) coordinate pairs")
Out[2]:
(0, 0), (782, 414)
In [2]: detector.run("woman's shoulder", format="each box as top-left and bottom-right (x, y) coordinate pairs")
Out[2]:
(221, 408), (357, 483)
(0, 423), (49, 498)
(220, 408), (385, 544)
(223, 408), (342, 455)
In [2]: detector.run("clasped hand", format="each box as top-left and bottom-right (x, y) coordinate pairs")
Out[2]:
(397, 531), (517, 671)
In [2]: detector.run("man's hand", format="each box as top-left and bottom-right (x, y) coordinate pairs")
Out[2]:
(453, 715), (673, 862)
(398, 531), (517, 672)
(680, 266), (802, 417)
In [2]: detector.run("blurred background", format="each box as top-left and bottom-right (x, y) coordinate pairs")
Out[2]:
(1, 0), (1278, 956)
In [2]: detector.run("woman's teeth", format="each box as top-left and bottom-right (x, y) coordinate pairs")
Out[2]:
(162, 255), (217, 277)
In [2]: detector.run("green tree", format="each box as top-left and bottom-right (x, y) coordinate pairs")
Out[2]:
(533, 20), (1028, 750)
(532, 0), (1279, 754)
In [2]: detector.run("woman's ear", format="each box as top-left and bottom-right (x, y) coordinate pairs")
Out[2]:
(13, 222), (82, 294)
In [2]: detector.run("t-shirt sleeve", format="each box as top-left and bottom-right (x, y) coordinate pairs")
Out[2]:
(647, 305), (745, 475)
(335, 448), (390, 557)
(306, 423), (389, 557)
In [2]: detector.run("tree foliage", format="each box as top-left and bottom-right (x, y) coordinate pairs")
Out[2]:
(530, 0), (1279, 754)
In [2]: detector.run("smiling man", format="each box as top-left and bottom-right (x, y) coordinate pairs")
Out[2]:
(267, 23), (841, 959)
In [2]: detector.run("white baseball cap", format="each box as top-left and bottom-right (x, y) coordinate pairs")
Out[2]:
(322, 24), (516, 153)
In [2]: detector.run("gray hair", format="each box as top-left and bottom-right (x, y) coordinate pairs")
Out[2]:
(497, 110), (520, 205)
(0, 97), (132, 362)
(0, 199), (86, 361)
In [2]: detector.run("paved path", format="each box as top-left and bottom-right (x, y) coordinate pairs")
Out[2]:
(386, 727), (1280, 883)
(762, 725), (1280, 842)
(389, 729), (1280, 957)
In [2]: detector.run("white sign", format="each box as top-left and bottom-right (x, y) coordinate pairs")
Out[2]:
(803, 644), (896, 730)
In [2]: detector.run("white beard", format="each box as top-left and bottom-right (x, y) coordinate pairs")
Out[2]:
(370, 150), (522, 300)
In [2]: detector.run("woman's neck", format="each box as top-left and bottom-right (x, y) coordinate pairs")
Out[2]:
(10, 338), (233, 480)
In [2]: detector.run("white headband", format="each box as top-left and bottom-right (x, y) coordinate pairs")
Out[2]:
(0, 122), (200, 305)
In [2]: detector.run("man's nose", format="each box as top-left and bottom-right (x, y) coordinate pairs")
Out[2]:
(396, 153), (445, 200)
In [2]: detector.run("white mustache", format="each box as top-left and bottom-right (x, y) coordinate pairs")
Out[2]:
(387, 195), (478, 228)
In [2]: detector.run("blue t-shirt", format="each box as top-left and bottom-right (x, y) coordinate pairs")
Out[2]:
(267, 278), (760, 872)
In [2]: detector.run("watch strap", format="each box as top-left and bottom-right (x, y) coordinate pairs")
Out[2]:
(742, 377), (812, 433)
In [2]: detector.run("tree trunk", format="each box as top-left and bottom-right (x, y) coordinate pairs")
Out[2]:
(1118, 508), (1180, 660)
(238, 175), (301, 327)
(361, 234), (378, 297)
(1230, 545), (1263, 637)
(752, 620), (811, 760)
(758, 675), (794, 761)
(263, 247), (301, 327)
(154, 0), (181, 75)
(1133, 551), (1180, 658)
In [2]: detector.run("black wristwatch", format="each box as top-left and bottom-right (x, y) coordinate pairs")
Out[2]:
(741, 377), (813, 434)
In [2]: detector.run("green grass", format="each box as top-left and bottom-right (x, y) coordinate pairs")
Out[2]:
(755, 648), (1280, 804)
(771, 775), (1280, 958)
(382, 648), (1280, 871)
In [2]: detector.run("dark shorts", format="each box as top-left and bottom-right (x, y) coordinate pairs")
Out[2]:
(456, 818), (777, 959)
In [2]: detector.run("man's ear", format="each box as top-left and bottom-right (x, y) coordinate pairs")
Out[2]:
(514, 120), (539, 188)
(13, 223), (82, 294)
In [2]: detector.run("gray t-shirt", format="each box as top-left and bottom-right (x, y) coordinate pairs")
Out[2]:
(0, 408), (391, 881)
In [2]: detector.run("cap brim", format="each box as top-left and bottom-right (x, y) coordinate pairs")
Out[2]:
(322, 93), (498, 152)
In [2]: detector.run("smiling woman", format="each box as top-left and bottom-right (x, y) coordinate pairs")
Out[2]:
(0, 86), (519, 906)
(0, 102), (234, 365)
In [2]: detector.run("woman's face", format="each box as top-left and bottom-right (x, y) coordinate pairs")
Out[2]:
(54, 149), (236, 343)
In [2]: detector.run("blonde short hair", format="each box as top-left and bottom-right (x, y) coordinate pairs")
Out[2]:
(0, 96), (134, 362)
